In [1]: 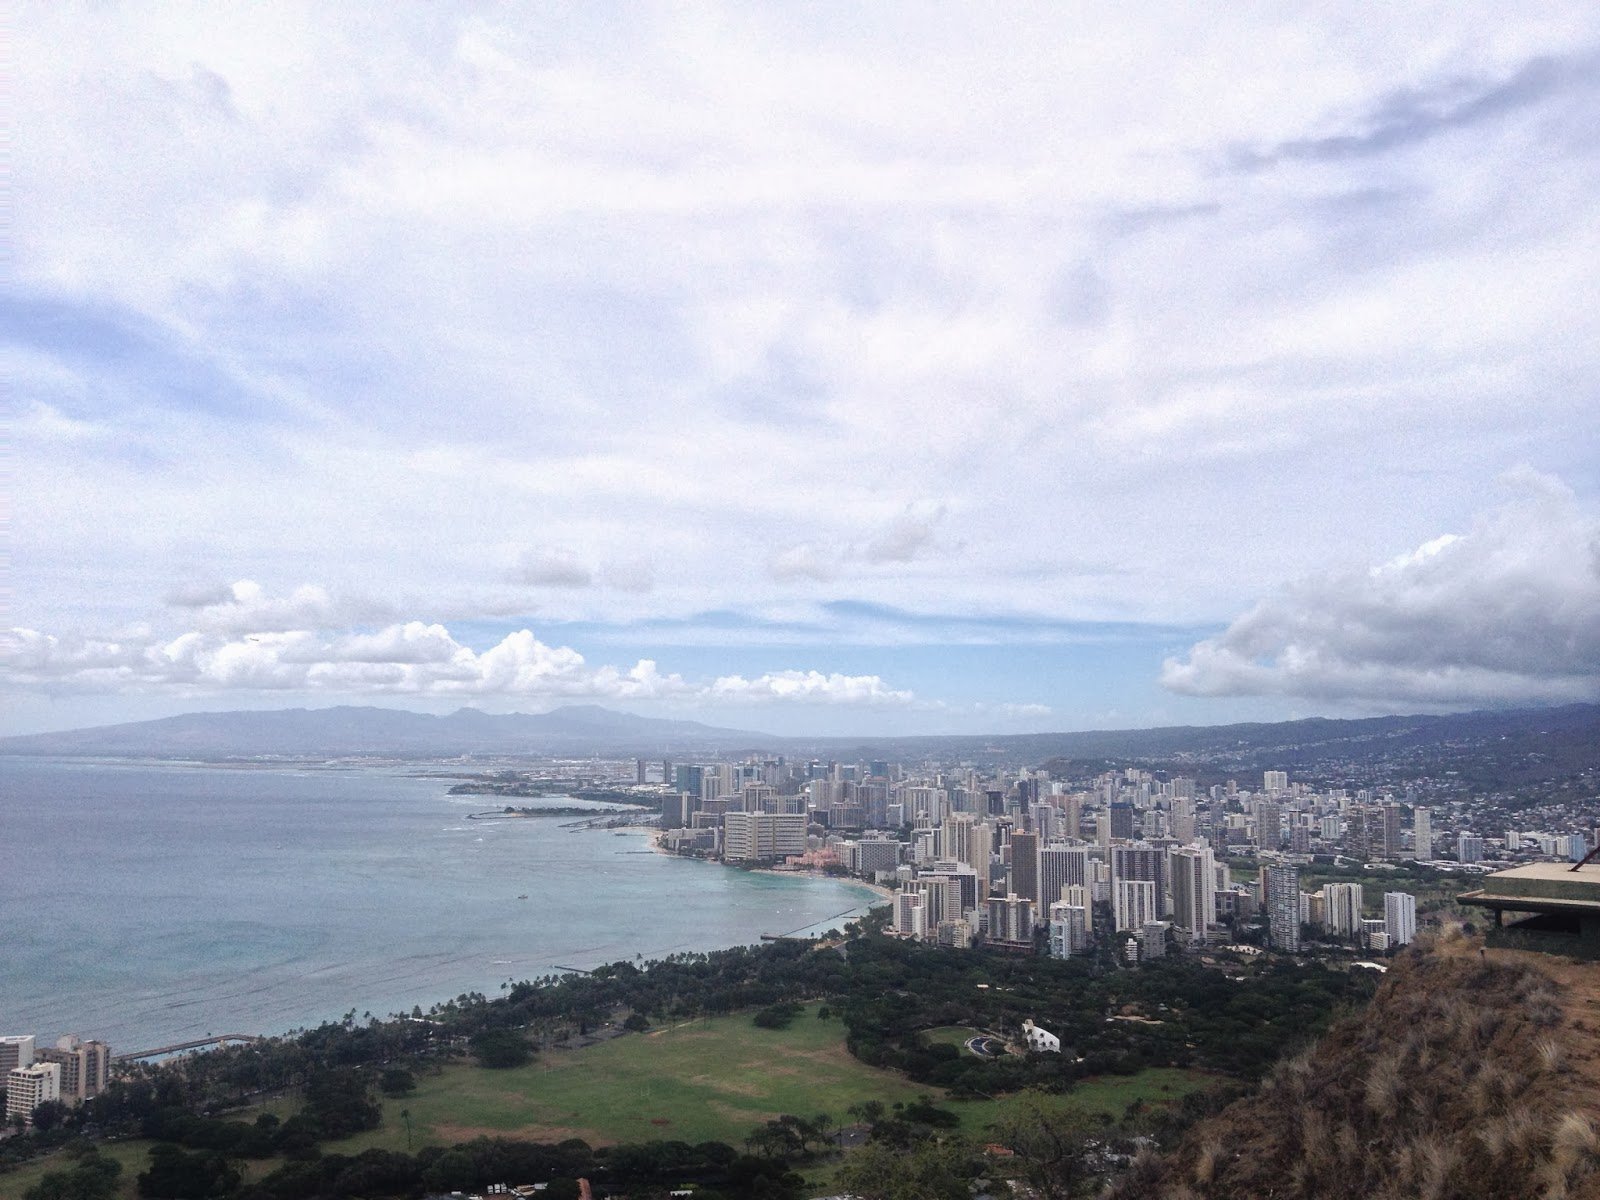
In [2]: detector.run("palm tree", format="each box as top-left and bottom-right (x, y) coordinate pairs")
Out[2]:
(400, 1107), (413, 1151)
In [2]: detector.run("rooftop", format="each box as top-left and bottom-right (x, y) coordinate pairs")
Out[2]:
(1459, 863), (1600, 914)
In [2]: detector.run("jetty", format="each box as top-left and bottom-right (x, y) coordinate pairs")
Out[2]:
(116, 1033), (263, 1061)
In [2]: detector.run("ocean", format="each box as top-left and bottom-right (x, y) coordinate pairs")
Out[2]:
(0, 758), (881, 1052)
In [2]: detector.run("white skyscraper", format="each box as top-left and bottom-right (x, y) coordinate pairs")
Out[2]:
(1322, 883), (1364, 938)
(1384, 892), (1417, 946)
(894, 892), (926, 939)
(1114, 878), (1159, 932)
(1039, 844), (1091, 906)
(6, 1062), (61, 1126)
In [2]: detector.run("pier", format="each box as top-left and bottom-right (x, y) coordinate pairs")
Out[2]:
(116, 1034), (262, 1061)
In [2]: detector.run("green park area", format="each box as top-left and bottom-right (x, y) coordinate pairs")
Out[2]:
(7, 1007), (1219, 1198)
(322, 1004), (1215, 1151)
(334, 1004), (933, 1150)
(3, 1139), (151, 1200)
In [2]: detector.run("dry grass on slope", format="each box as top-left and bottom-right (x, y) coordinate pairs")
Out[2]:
(1109, 932), (1600, 1200)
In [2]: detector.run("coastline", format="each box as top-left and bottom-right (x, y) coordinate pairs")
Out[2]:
(646, 827), (896, 904)
(8, 760), (892, 1053)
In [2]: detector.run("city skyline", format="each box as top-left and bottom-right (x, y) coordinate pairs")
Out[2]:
(6, 5), (1600, 737)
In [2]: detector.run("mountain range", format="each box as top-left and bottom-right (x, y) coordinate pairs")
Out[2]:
(0, 704), (773, 759)
(2, 702), (1598, 775)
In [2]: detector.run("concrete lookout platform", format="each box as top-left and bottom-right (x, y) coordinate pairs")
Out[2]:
(1459, 863), (1600, 959)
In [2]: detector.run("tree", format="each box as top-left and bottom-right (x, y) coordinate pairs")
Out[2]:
(835, 1137), (976, 1200)
(137, 1143), (241, 1200)
(24, 1145), (122, 1200)
(379, 1066), (417, 1096)
(28, 1100), (69, 1132)
(990, 1092), (1099, 1200)
(470, 1029), (534, 1069)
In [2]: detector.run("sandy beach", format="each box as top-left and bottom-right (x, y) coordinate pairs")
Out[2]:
(647, 829), (896, 903)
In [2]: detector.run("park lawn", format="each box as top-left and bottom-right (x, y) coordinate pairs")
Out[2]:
(921, 1024), (983, 1049)
(951, 1066), (1218, 1136)
(1, 1139), (155, 1200)
(337, 1004), (937, 1153)
(3, 1140), (292, 1200)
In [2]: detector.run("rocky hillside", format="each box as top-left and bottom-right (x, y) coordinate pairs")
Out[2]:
(1110, 934), (1600, 1200)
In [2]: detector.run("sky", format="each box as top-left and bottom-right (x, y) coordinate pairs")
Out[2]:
(4, 3), (1600, 737)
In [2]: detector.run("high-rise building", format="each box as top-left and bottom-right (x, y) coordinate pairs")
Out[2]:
(1110, 844), (1168, 916)
(1263, 770), (1289, 794)
(1048, 901), (1090, 957)
(986, 894), (1036, 946)
(722, 812), (806, 862)
(851, 834), (902, 876)
(6, 1062), (61, 1126)
(1114, 878), (1159, 932)
(1458, 833), (1485, 864)
(36, 1037), (111, 1104)
(1168, 843), (1217, 944)
(894, 892), (927, 939)
(1381, 803), (1405, 861)
(1347, 806), (1378, 861)
(1109, 803), (1136, 840)
(1039, 844), (1090, 906)
(916, 875), (965, 926)
(1413, 808), (1432, 859)
(1322, 883), (1364, 938)
(1384, 892), (1417, 947)
(0, 1035), (35, 1078)
(1062, 794), (1084, 841)
(1264, 864), (1301, 951)
(1254, 801), (1282, 851)
(1009, 831), (1040, 903)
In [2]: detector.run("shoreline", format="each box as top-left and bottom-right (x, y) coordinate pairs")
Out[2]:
(646, 827), (895, 904)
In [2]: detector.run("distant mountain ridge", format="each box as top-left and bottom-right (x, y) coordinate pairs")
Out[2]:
(0, 704), (775, 759)
(1, 701), (1597, 770)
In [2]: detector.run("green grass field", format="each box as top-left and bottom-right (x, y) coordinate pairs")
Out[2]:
(1, 1013), (1222, 1197)
(951, 1066), (1215, 1135)
(338, 1004), (938, 1152)
(2, 1139), (158, 1200)
(921, 1024), (983, 1049)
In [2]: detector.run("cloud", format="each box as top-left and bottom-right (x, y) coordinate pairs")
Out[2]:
(162, 580), (396, 635)
(707, 669), (915, 706)
(1229, 54), (1578, 170)
(769, 504), (947, 581)
(506, 554), (656, 592)
(2, 591), (917, 708)
(862, 504), (946, 564)
(1161, 472), (1600, 705)
(508, 554), (595, 589)
(8, 6), (1600, 734)
(768, 543), (838, 583)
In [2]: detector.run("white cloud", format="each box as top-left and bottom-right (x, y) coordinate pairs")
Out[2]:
(1161, 472), (1600, 705)
(768, 504), (948, 582)
(768, 543), (838, 583)
(708, 669), (915, 706)
(1, 585), (917, 708)
(7, 6), (1600, 729)
(171, 580), (396, 635)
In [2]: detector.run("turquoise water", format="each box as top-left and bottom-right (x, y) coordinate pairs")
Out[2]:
(0, 758), (879, 1051)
